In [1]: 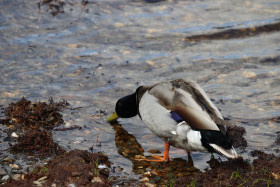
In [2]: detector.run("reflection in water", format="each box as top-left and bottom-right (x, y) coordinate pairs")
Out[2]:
(110, 121), (199, 185)
(111, 122), (144, 160)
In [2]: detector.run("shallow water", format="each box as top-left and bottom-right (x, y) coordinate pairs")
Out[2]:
(1, 0), (280, 184)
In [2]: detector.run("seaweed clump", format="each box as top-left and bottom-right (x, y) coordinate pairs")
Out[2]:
(0, 97), (69, 156)
(10, 130), (65, 156)
(3, 97), (68, 130)
(2, 150), (111, 187)
(227, 125), (247, 149)
(175, 151), (280, 186)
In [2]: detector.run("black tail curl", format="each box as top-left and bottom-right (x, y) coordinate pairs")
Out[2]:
(200, 130), (232, 153)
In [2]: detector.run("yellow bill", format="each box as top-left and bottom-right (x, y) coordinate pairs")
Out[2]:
(105, 111), (119, 122)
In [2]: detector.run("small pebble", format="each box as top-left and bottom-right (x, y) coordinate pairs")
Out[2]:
(11, 132), (19, 138)
(154, 176), (161, 181)
(33, 181), (42, 186)
(9, 164), (20, 169)
(140, 177), (149, 182)
(0, 169), (7, 176)
(98, 164), (108, 169)
(118, 167), (123, 171)
(1, 175), (9, 181)
(72, 171), (82, 177)
(150, 170), (158, 175)
(129, 137), (136, 141)
(12, 174), (21, 180)
(92, 176), (103, 183)
(37, 176), (47, 182)
(143, 171), (151, 177)
(134, 155), (146, 161)
(2, 158), (14, 163)
(122, 152), (128, 157)
(145, 182), (157, 187)
(26, 161), (36, 165)
(177, 173), (183, 177)
(148, 149), (161, 154)
(272, 172), (280, 180)
(8, 125), (15, 129)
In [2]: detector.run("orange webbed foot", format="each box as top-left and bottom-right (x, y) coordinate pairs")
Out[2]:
(145, 155), (172, 162)
(145, 142), (172, 162)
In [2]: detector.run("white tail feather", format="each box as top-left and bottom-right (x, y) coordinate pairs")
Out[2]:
(209, 144), (238, 159)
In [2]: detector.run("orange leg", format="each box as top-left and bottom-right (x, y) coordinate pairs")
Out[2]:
(145, 142), (172, 162)
(186, 150), (193, 164)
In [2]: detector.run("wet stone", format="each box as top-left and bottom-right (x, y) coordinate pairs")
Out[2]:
(92, 176), (104, 183)
(154, 176), (161, 181)
(177, 173), (183, 177)
(1, 175), (9, 181)
(71, 171), (82, 177)
(9, 164), (20, 170)
(148, 149), (161, 154)
(140, 177), (149, 182)
(25, 161), (36, 165)
(144, 182), (157, 187)
(1, 158), (14, 164)
(12, 174), (21, 180)
(0, 169), (7, 176)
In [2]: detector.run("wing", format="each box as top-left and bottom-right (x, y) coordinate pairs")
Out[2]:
(172, 79), (223, 119)
(149, 79), (227, 132)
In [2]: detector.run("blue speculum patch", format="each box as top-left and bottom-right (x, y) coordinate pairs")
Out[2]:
(170, 111), (184, 123)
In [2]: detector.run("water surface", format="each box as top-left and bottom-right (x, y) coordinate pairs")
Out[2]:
(0, 0), (280, 183)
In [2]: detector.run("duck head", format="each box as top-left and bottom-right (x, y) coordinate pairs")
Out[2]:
(106, 92), (138, 122)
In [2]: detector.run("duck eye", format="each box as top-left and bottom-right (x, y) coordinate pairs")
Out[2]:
(116, 100), (124, 111)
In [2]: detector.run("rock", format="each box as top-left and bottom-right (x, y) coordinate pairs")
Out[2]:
(92, 176), (103, 183)
(98, 164), (108, 169)
(1, 175), (9, 181)
(143, 171), (151, 177)
(37, 176), (47, 181)
(148, 149), (161, 154)
(9, 163), (20, 169)
(33, 180), (44, 186)
(242, 71), (256, 79)
(12, 174), (21, 180)
(134, 155), (146, 161)
(71, 171), (82, 177)
(8, 125), (16, 129)
(2, 158), (14, 163)
(145, 182), (157, 187)
(150, 170), (158, 176)
(140, 177), (149, 182)
(177, 173), (183, 177)
(11, 132), (19, 138)
(271, 172), (280, 180)
(0, 169), (7, 176)
(154, 176), (161, 181)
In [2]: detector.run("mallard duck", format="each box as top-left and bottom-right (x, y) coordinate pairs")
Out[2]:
(106, 79), (238, 162)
